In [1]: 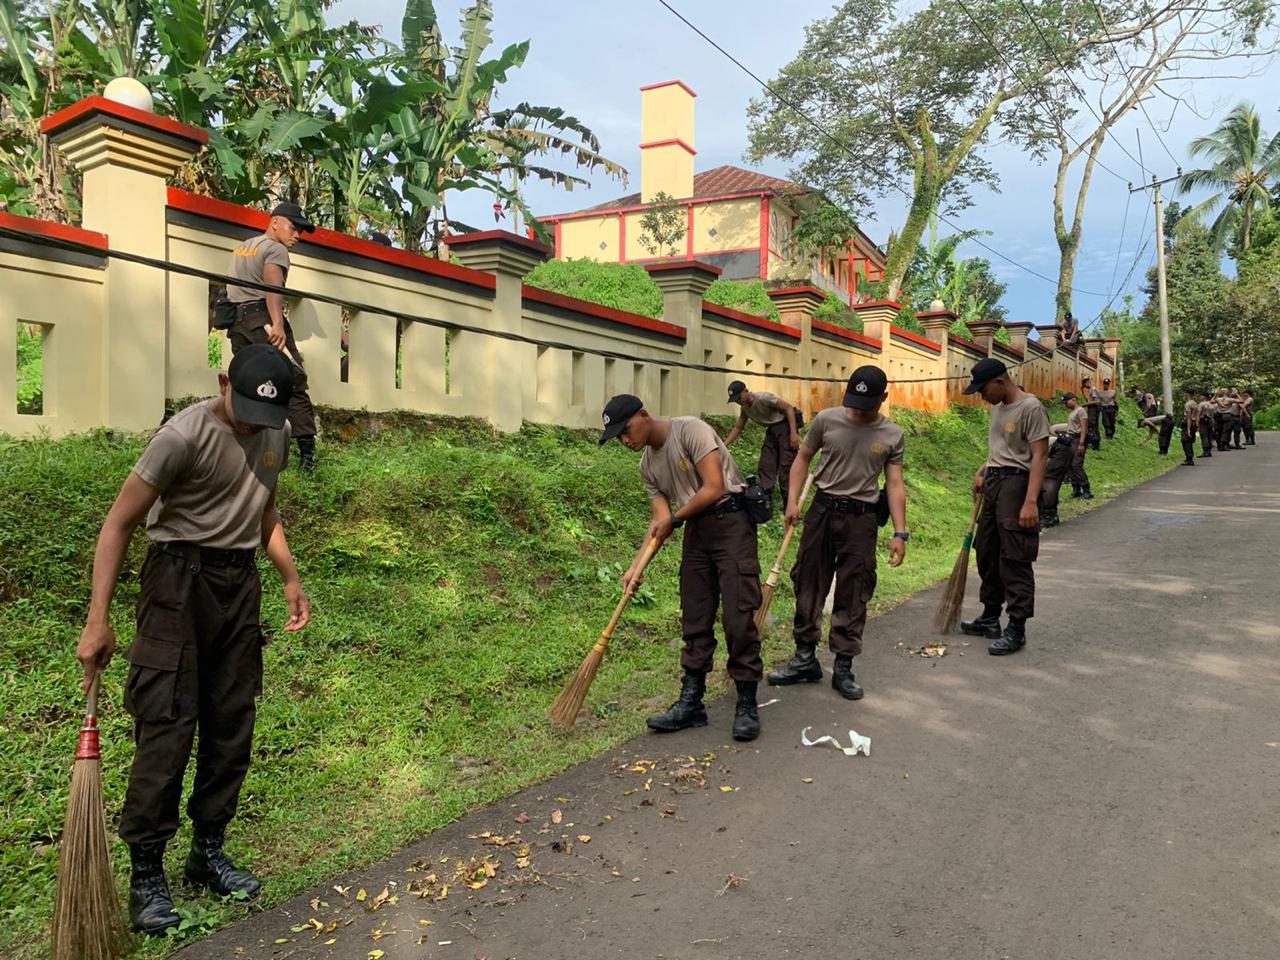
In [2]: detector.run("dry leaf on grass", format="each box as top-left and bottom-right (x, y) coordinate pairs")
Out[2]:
(550, 809), (563, 825)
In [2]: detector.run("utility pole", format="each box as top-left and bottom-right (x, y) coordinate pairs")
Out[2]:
(1130, 172), (1181, 416)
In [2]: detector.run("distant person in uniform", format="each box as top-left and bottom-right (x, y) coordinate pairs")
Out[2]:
(768, 366), (907, 701)
(74, 345), (311, 935)
(1214, 389), (1236, 451)
(1098, 377), (1118, 438)
(1180, 389), (1199, 466)
(1137, 411), (1174, 453)
(724, 380), (803, 510)
(1228, 390), (1247, 449)
(960, 359), (1050, 656)
(600, 394), (764, 742)
(1081, 376), (1102, 451)
(1059, 310), (1078, 345)
(1039, 393), (1087, 527)
(1242, 389), (1257, 445)
(225, 201), (319, 471)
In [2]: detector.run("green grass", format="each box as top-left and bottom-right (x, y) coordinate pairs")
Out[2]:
(0, 398), (1171, 958)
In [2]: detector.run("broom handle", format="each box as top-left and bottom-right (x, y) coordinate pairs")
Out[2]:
(763, 472), (816, 589)
(85, 673), (100, 719)
(592, 537), (661, 655)
(962, 492), (982, 547)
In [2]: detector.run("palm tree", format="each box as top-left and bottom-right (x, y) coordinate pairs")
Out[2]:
(1177, 103), (1280, 253)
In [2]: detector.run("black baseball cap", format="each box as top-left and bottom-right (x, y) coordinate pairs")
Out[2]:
(599, 394), (644, 445)
(270, 201), (316, 233)
(1062, 391), (1076, 403)
(228, 344), (293, 429)
(843, 365), (888, 410)
(963, 358), (1008, 395)
(727, 380), (747, 402)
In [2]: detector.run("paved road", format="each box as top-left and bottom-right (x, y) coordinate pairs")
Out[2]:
(181, 440), (1280, 960)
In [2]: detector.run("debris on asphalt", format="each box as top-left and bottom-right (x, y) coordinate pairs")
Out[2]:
(801, 726), (871, 757)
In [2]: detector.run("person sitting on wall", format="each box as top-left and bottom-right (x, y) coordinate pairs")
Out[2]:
(723, 380), (803, 510)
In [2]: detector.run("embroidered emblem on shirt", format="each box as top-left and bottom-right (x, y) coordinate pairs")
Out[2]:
(871, 440), (884, 454)
(263, 449), (278, 468)
(678, 458), (690, 471)
(1004, 421), (1016, 433)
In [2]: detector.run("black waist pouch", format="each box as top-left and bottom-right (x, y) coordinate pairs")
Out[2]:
(741, 476), (773, 525)
(875, 488), (890, 527)
(211, 292), (238, 330)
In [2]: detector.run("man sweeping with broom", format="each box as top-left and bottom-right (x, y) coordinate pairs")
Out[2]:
(600, 393), (765, 742)
(960, 358), (1050, 656)
(74, 344), (310, 936)
(766, 365), (906, 700)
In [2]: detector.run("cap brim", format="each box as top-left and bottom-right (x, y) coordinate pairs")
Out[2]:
(728, 393), (742, 403)
(290, 219), (316, 233)
(842, 392), (881, 410)
(598, 419), (628, 446)
(962, 380), (986, 395)
(231, 390), (288, 429)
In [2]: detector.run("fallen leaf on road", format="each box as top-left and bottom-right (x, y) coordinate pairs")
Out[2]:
(514, 813), (530, 823)
(325, 938), (336, 945)
(515, 856), (531, 869)
(355, 888), (367, 902)
(719, 785), (735, 793)
(310, 898), (321, 911)
(368, 951), (385, 959)
(577, 834), (592, 843)
(334, 885), (350, 897)
(550, 809), (562, 825)
(801, 777), (813, 784)
(716, 873), (748, 897)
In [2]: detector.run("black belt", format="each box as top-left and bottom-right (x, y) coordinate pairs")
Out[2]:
(814, 490), (877, 514)
(985, 466), (1030, 477)
(155, 540), (256, 568)
(710, 494), (745, 518)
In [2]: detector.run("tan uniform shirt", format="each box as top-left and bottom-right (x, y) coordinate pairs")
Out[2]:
(742, 392), (787, 426)
(226, 234), (291, 303)
(641, 417), (745, 514)
(1184, 399), (1199, 426)
(804, 408), (905, 502)
(1097, 388), (1117, 407)
(986, 395), (1051, 470)
(1198, 400), (1215, 423)
(1051, 405), (1088, 437)
(133, 399), (290, 550)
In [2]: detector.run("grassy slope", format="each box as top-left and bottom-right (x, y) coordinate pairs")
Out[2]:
(0, 398), (1170, 956)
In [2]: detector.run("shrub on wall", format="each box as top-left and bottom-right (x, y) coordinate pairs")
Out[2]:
(523, 258), (663, 318)
(813, 292), (862, 331)
(704, 279), (780, 321)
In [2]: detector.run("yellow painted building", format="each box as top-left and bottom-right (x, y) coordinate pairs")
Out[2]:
(538, 80), (885, 304)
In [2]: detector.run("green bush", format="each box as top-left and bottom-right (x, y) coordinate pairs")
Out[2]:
(704, 278), (780, 321)
(523, 258), (663, 318)
(15, 325), (43, 415)
(812, 292), (862, 331)
(1253, 402), (1280, 430)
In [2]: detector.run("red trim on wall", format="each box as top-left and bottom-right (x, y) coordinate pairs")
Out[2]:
(758, 197), (769, 279)
(813, 319), (882, 350)
(645, 260), (722, 278)
(851, 299), (904, 311)
(167, 187), (496, 291)
(685, 205), (694, 260)
(889, 324), (942, 353)
(639, 138), (696, 156)
(0, 210), (108, 249)
(618, 213), (626, 262)
(948, 333), (986, 356)
(540, 190), (774, 223)
(768, 285), (827, 299)
(992, 341), (1024, 360)
(1026, 340), (1052, 355)
(846, 248), (854, 300)
(553, 221), (562, 259)
(639, 79), (698, 97)
(522, 285), (686, 340)
(41, 95), (208, 145)
(702, 301), (801, 341)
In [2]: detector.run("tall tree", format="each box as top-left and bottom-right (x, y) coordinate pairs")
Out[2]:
(1177, 101), (1280, 254)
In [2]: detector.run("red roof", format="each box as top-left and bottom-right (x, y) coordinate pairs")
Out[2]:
(578, 165), (803, 212)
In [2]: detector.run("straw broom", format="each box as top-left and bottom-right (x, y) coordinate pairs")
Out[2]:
(550, 537), (662, 728)
(754, 471), (816, 632)
(934, 494), (983, 635)
(50, 674), (130, 960)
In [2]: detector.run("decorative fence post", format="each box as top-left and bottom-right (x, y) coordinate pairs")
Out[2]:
(646, 261), (718, 415)
(769, 286), (826, 418)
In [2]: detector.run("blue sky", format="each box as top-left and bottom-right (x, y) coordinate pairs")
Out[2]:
(332, 0), (1277, 328)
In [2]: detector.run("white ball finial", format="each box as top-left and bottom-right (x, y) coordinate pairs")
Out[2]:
(929, 298), (946, 312)
(103, 77), (154, 113)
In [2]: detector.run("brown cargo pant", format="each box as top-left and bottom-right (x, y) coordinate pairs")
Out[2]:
(229, 300), (317, 438)
(119, 543), (264, 845)
(1038, 437), (1075, 514)
(975, 471), (1039, 621)
(679, 507), (763, 682)
(790, 499), (878, 656)
(757, 419), (798, 508)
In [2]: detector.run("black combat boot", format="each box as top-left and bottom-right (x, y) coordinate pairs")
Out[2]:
(960, 607), (1003, 639)
(129, 841), (180, 936)
(1040, 511), (1059, 528)
(731, 681), (760, 741)
(988, 619), (1027, 656)
(646, 670), (708, 732)
(296, 435), (317, 472)
(1069, 484), (1083, 499)
(830, 655), (864, 701)
(1080, 484), (1094, 500)
(184, 822), (262, 898)
(766, 645), (823, 685)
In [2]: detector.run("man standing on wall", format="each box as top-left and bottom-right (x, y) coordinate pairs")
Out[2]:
(1198, 391), (1216, 457)
(74, 345), (311, 935)
(767, 366), (907, 701)
(225, 201), (320, 471)
(959, 359), (1050, 656)
(601, 394), (765, 742)
(724, 380), (802, 510)
(1098, 377), (1118, 439)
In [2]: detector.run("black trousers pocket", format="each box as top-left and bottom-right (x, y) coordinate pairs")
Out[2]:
(998, 517), (1040, 563)
(123, 636), (183, 723)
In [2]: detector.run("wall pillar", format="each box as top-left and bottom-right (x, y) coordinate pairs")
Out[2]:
(445, 230), (550, 432)
(42, 93), (206, 430)
(965, 319), (1000, 356)
(1003, 321), (1034, 355)
(850, 299), (901, 349)
(646, 261), (718, 415)
(770, 285), (826, 418)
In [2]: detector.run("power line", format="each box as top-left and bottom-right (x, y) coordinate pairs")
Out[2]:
(653, 0), (1113, 298)
(950, 0), (1131, 185)
(1107, 189), (1133, 295)
(1, 224), (1067, 386)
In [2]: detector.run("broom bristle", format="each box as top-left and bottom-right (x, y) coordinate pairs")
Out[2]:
(549, 646), (607, 728)
(934, 546), (971, 635)
(51, 759), (130, 960)
(753, 582), (778, 633)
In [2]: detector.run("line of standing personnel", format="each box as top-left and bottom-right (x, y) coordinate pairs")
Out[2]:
(1039, 391), (1090, 528)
